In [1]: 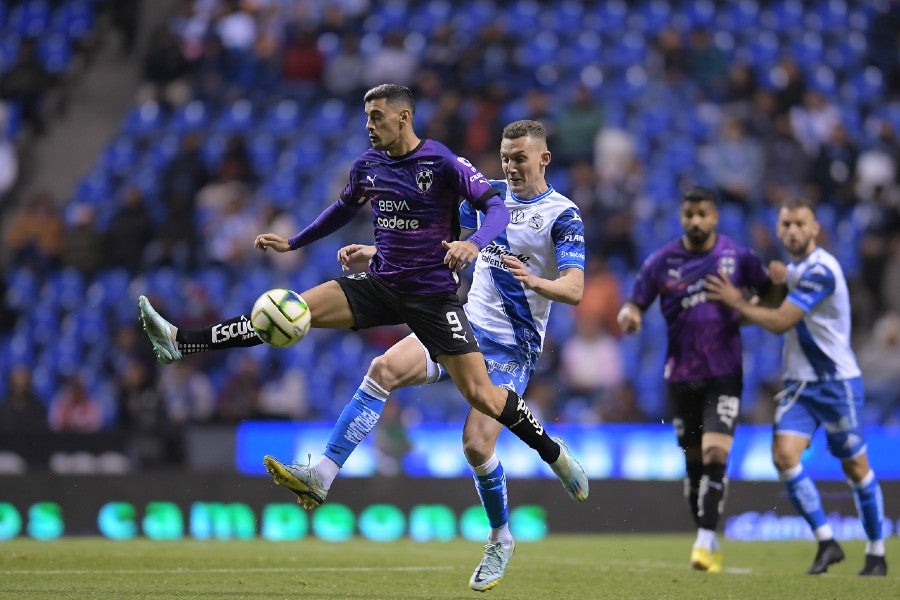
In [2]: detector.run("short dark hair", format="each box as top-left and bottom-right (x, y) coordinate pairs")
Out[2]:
(364, 84), (415, 115)
(780, 196), (817, 215)
(502, 119), (548, 141)
(681, 187), (718, 205)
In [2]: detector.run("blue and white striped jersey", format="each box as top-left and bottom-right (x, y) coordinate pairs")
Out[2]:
(783, 247), (861, 381)
(460, 180), (585, 355)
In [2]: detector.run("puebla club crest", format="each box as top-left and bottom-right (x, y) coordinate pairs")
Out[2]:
(415, 169), (433, 192)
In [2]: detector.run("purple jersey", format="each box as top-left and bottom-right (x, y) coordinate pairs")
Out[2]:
(628, 234), (770, 382)
(340, 139), (497, 293)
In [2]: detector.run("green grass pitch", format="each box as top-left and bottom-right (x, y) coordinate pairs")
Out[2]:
(1, 534), (897, 600)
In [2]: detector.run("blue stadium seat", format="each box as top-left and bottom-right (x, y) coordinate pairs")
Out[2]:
(259, 169), (300, 211)
(305, 98), (348, 138)
(247, 132), (279, 177)
(121, 101), (165, 139)
(99, 136), (138, 178)
(0, 31), (22, 73)
(200, 132), (229, 171)
(51, 0), (96, 40)
(808, 64), (838, 98)
(141, 131), (181, 172)
(722, 0), (761, 31)
(596, 0), (629, 33)
(0, 99), (23, 139)
(718, 202), (749, 245)
(408, 0), (452, 36)
(841, 66), (885, 109)
(816, 0), (849, 33)
(37, 32), (71, 74)
(765, 0), (805, 33)
(212, 99), (255, 135)
(94, 268), (131, 307)
(6, 266), (39, 311)
(146, 267), (184, 308)
(790, 31), (824, 70)
(169, 100), (209, 134)
(9, 0), (52, 37)
(51, 267), (87, 312)
(683, 0), (716, 28)
(639, 0), (674, 34)
(260, 98), (301, 137)
(278, 135), (324, 178)
(195, 266), (231, 303)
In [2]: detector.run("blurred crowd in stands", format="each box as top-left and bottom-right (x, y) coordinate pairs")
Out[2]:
(1, 0), (900, 467)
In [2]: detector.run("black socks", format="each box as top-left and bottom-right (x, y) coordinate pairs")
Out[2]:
(497, 389), (560, 464)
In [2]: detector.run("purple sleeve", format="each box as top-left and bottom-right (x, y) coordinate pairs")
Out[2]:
(288, 198), (360, 250)
(629, 254), (660, 309)
(466, 192), (508, 250)
(741, 247), (771, 290)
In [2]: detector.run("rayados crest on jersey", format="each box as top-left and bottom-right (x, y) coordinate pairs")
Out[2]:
(416, 169), (433, 192)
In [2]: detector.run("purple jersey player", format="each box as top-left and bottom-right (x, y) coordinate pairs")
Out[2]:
(138, 84), (588, 510)
(617, 187), (779, 574)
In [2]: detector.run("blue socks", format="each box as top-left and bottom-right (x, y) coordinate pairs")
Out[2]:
(472, 454), (509, 530)
(781, 464), (829, 532)
(324, 376), (389, 467)
(851, 470), (885, 543)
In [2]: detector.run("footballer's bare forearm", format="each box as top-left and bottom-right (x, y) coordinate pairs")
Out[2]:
(728, 297), (803, 334)
(527, 268), (584, 305)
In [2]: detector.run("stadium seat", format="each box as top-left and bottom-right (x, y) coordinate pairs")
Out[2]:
(683, 0), (716, 28)
(260, 98), (301, 137)
(278, 135), (324, 178)
(407, 0), (452, 36)
(841, 66), (884, 109)
(212, 99), (255, 135)
(6, 266), (39, 311)
(790, 32), (824, 71)
(51, 0), (96, 41)
(247, 132), (279, 177)
(37, 32), (71, 74)
(195, 266), (231, 302)
(639, 0), (674, 33)
(169, 100), (209, 134)
(121, 101), (165, 139)
(9, 0), (52, 37)
(51, 268), (87, 312)
(259, 169), (301, 211)
(200, 132), (229, 171)
(305, 98), (348, 139)
(596, 0), (629, 33)
(99, 136), (138, 178)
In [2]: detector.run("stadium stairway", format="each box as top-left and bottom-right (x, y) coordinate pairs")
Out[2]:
(15, 0), (177, 205)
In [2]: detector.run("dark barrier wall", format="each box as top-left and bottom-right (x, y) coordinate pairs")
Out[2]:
(2, 474), (900, 539)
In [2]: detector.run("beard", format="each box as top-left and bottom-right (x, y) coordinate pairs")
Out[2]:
(685, 227), (711, 249)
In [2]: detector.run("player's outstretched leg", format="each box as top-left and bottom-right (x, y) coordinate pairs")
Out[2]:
(807, 539), (845, 575)
(470, 540), (515, 592)
(263, 455), (327, 510)
(548, 436), (589, 502)
(138, 295), (182, 364)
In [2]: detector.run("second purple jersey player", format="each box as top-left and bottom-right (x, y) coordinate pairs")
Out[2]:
(617, 186), (779, 573)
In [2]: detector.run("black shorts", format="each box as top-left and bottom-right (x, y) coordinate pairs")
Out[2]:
(336, 272), (481, 360)
(668, 375), (742, 449)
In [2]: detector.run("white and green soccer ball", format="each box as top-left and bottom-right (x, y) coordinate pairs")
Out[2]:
(250, 288), (311, 347)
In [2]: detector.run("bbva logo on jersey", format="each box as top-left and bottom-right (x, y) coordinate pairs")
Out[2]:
(416, 169), (433, 192)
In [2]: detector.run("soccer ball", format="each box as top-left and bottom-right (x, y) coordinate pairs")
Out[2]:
(250, 288), (311, 347)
